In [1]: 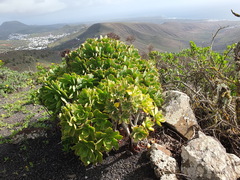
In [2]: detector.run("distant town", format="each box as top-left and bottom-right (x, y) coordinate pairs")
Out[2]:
(8, 33), (70, 50)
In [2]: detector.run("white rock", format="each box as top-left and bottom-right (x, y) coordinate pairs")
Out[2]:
(160, 174), (178, 180)
(149, 143), (179, 179)
(162, 90), (198, 140)
(181, 131), (240, 180)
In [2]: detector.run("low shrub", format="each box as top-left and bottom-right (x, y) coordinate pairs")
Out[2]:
(149, 42), (240, 156)
(38, 36), (164, 165)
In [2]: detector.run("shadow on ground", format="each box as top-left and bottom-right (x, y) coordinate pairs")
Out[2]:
(0, 128), (158, 180)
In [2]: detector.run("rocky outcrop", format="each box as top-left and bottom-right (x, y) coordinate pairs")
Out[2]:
(162, 90), (199, 140)
(181, 131), (240, 180)
(149, 90), (240, 180)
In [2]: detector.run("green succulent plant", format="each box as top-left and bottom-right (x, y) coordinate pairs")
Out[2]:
(38, 36), (164, 165)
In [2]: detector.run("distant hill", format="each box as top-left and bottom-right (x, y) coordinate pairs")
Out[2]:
(0, 21), (28, 31)
(50, 21), (240, 52)
(0, 21), (67, 40)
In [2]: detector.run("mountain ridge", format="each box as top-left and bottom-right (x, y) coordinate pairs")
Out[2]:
(2, 20), (240, 52)
(50, 20), (240, 52)
(1, 20), (240, 72)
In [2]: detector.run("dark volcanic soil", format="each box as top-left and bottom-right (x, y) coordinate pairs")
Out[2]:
(0, 89), (160, 180)
(0, 128), (159, 180)
(0, 89), (186, 180)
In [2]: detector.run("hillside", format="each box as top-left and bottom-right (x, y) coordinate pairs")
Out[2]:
(1, 20), (240, 72)
(50, 20), (240, 52)
(0, 50), (62, 72)
(0, 21), (68, 40)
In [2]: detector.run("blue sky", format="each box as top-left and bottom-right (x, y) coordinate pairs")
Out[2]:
(0, 0), (239, 25)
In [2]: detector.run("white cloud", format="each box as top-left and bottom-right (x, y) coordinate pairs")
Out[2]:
(70, 0), (129, 7)
(0, 0), (66, 14)
(0, 0), (239, 24)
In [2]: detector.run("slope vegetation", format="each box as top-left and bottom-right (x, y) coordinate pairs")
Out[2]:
(0, 50), (62, 72)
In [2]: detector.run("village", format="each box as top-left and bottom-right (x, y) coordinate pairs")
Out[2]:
(8, 33), (70, 50)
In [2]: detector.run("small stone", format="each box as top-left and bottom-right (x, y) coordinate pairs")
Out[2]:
(160, 174), (178, 180)
(67, 174), (76, 179)
(148, 143), (179, 178)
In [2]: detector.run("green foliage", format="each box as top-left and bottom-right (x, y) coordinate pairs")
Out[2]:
(150, 41), (236, 95)
(0, 61), (52, 144)
(38, 36), (164, 165)
(0, 60), (3, 67)
(149, 41), (238, 135)
(0, 63), (34, 96)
